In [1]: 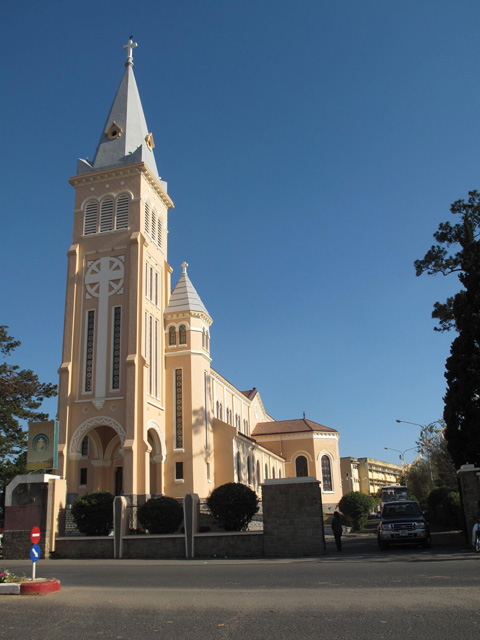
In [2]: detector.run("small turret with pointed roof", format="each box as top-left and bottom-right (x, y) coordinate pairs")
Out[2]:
(77, 37), (160, 180)
(166, 263), (211, 321)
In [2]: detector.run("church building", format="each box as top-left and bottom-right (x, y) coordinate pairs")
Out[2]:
(55, 39), (343, 509)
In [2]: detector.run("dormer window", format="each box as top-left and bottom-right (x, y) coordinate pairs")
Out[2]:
(105, 121), (124, 140)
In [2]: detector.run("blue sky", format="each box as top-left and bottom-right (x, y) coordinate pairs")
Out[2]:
(2, 1), (477, 465)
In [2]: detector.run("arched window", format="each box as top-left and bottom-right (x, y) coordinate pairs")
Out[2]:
(179, 325), (187, 345)
(247, 456), (252, 485)
(168, 326), (176, 346)
(278, 469), (282, 479)
(81, 435), (89, 457)
(321, 455), (333, 491)
(202, 328), (206, 348)
(145, 201), (151, 236)
(295, 455), (308, 477)
(256, 460), (261, 485)
(84, 201), (98, 235)
(100, 198), (114, 232)
(236, 451), (242, 482)
(116, 195), (129, 229)
(264, 463), (268, 480)
(272, 467), (276, 479)
(219, 403), (223, 420)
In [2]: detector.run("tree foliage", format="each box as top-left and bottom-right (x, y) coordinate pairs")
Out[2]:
(338, 491), (375, 531)
(415, 191), (480, 467)
(71, 491), (114, 536)
(137, 496), (184, 534)
(207, 482), (259, 531)
(0, 326), (57, 463)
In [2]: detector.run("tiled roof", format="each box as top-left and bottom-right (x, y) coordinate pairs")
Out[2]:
(241, 388), (258, 400)
(252, 418), (338, 437)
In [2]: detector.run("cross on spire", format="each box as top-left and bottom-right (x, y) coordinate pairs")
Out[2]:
(123, 36), (138, 67)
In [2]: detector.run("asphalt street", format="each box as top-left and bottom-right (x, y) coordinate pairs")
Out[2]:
(1, 532), (479, 640)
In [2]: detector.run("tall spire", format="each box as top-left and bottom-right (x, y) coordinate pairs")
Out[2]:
(77, 38), (159, 178)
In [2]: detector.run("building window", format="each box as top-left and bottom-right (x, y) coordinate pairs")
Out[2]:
(100, 197), (114, 232)
(112, 306), (121, 390)
(115, 195), (129, 229)
(175, 461), (184, 481)
(81, 436), (89, 457)
(79, 468), (87, 486)
(169, 326), (176, 346)
(272, 467), (276, 479)
(179, 325), (186, 345)
(247, 456), (252, 485)
(84, 310), (95, 392)
(264, 463), (268, 480)
(84, 201), (98, 235)
(295, 455), (308, 477)
(202, 328), (206, 349)
(236, 451), (242, 482)
(175, 369), (183, 449)
(321, 455), (333, 491)
(257, 460), (261, 485)
(145, 201), (151, 236)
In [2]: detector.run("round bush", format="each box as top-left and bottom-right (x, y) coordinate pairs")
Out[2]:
(207, 482), (259, 531)
(338, 491), (375, 532)
(71, 491), (114, 536)
(137, 496), (184, 534)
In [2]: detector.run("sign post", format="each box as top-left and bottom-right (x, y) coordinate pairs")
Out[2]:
(30, 527), (41, 580)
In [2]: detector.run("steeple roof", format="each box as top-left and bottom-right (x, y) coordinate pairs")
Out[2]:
(165, 263), (211, 318)
(77, 38), (159, 178)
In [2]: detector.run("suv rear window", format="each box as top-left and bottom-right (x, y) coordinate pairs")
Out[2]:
(383, 502), (422, 518)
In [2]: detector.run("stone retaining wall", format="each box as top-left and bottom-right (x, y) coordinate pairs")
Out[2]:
(54, 537), (114, 559)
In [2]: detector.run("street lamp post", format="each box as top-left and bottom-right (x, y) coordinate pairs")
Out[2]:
(384, 446), (417, 488)
(395, 419), (440, 484)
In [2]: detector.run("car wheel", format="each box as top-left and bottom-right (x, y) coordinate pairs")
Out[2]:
(378, 540), (389, 551)
(475, 534), (480, 553)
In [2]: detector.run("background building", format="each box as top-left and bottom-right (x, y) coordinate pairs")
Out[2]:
(341, 457), (404, 496)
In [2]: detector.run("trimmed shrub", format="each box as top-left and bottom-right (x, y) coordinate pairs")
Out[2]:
(137, 496), (184, 534)
(207, 482), (259, 531)
(71, 491), (114, 536)
(338, 491), (375, 532)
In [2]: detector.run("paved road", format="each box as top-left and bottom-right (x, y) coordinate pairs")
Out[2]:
(1, 532), (479, 640)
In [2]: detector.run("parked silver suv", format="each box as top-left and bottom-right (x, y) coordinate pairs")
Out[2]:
(377, 500), (431, 550)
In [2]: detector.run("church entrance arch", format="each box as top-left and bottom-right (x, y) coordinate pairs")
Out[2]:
(69, 416), (126, 495)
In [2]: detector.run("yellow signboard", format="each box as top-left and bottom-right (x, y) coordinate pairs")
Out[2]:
(26, 420), (59, 470)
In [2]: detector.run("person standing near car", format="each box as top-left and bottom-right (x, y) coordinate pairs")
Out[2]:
(331, 511), (343, 552)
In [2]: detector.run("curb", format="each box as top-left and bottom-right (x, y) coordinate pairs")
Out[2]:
(20, 579), (61, 595)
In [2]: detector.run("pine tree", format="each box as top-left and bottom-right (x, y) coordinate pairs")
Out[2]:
(415, 191), (480, 467)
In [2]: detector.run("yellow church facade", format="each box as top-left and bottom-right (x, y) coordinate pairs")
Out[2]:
(55, 39), (343, 509)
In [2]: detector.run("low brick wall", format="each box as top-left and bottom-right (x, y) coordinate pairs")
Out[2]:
(2, 530), (47, 560)
(194, 532), (264, 558)
(262, 478), (324, 557)
(54, 537), (114, 559)
(122, 535), (185, 559)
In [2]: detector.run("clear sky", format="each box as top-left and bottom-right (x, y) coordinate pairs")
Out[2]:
(2, 0), (477, 466)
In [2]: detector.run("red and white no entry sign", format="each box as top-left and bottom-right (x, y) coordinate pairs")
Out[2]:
(31, 526), (41, 544)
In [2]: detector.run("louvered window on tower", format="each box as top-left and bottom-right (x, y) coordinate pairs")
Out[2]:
(157, 217), (162, 249)
(115, 195), (129, 229)
(84, 201), (98, 235)
(100, 198), (114, 232)
(145, 201), (151, 236)
(151, 210), (158, 245)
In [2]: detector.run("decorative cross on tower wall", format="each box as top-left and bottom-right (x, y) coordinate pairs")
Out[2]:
(85, 256), (124, 402)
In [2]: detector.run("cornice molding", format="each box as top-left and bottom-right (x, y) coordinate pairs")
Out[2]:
(69, 162), (174, 210)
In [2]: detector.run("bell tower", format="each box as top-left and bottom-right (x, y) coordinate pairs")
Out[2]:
(56, 39), (174, 503)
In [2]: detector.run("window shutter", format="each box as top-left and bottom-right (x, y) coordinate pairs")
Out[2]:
(100, 198), (114, 232)
(116, 195), (129, 229)
(145, 201), (151, 236)
(84, 201), (98, 235)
